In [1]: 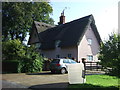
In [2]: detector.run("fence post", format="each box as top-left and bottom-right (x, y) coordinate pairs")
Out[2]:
(90, 62), (92, 70)
(97, 62), (98, 71)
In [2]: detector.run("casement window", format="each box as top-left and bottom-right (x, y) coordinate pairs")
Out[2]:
(68, 54), (72, 58)
(55, 40), (61, 48)
(87, 38), (92, 45)
(87, 55), (93, 61)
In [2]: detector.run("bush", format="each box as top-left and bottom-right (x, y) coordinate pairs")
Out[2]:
(18, 45), (43, 73)
(2, 40), (44, 73)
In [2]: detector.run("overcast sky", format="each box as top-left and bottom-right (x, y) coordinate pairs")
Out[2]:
(50, 0), (119, 40)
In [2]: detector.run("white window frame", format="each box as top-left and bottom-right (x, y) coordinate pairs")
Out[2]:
(87, 38), (92, 45)
(87, 55), (93, 61)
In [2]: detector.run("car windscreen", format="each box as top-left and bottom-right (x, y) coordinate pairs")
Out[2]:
(51, 59), (60, 63)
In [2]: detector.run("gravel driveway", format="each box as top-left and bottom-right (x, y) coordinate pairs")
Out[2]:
(2, 71), (69, 89)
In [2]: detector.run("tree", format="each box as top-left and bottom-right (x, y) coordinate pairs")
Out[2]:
(99, 33), (120, 76)
(2, 39), (44, 73)
(2, 39), (25, 60)
(2, 2), (54, 42)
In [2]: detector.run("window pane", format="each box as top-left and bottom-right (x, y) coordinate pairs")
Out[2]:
(35, 43), (41, 48)
(63, 59), (70, 63)
(88, 39), (92, 45)
(88, 55), (93, 61)
(55, 40), (61, 47)
(70, 60), (77, 63)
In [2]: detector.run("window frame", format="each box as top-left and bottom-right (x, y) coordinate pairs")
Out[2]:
(87, 38), (92, 45)
(35, 43), (41, 48)
(55, 40), (61, 48)
(63, 59), (70, 63)
(87, 55), (93, 61)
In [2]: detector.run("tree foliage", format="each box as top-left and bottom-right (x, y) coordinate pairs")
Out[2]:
(99, 34), (120, 76)
(2, 39), (44, 73)
(2, 39), (25, 60)
(2, 2), (54, 41)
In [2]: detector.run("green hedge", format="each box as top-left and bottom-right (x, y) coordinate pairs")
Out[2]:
(2, 60), (19, 73)
(18, 55), (43, 73)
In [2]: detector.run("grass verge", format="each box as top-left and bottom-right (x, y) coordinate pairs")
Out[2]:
(68, 75), (119, 89)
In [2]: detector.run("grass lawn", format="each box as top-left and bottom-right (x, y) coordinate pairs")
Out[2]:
(68, 75), (119, 89)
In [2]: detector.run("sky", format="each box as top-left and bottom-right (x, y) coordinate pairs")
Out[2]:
(24, 0), (119, 44)
(49, 0), (119, 40)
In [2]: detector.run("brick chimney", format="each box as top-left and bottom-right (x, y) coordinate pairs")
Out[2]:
(58, 12), (65, 25)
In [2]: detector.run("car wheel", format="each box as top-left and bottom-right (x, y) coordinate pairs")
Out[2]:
(60, 68), (66, 74)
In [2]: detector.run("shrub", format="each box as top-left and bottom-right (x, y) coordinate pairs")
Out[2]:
(18, 45), (43, 73)
(2, 40), (44, 73)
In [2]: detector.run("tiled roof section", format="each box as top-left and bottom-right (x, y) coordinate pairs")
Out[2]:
(34, 21), (54, 33)
(38, 14), (102, 50)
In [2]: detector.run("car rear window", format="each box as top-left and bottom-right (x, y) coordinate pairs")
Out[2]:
(70, 60), (77, 63)
(51, 59), (60, 63)
(63, 59), (70, 63)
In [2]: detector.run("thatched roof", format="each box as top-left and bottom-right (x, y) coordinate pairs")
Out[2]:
(28, 14), (102, 50)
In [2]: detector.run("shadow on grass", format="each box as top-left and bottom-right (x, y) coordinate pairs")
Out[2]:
(68, 83), (119, 90)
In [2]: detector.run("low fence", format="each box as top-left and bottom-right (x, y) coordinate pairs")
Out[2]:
(84, 62), (102, 71)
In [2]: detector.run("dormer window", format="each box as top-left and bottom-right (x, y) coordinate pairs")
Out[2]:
(36, 43), (41, 48)
(88, 38), (92, 45)
(55, 40), (61, 48)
